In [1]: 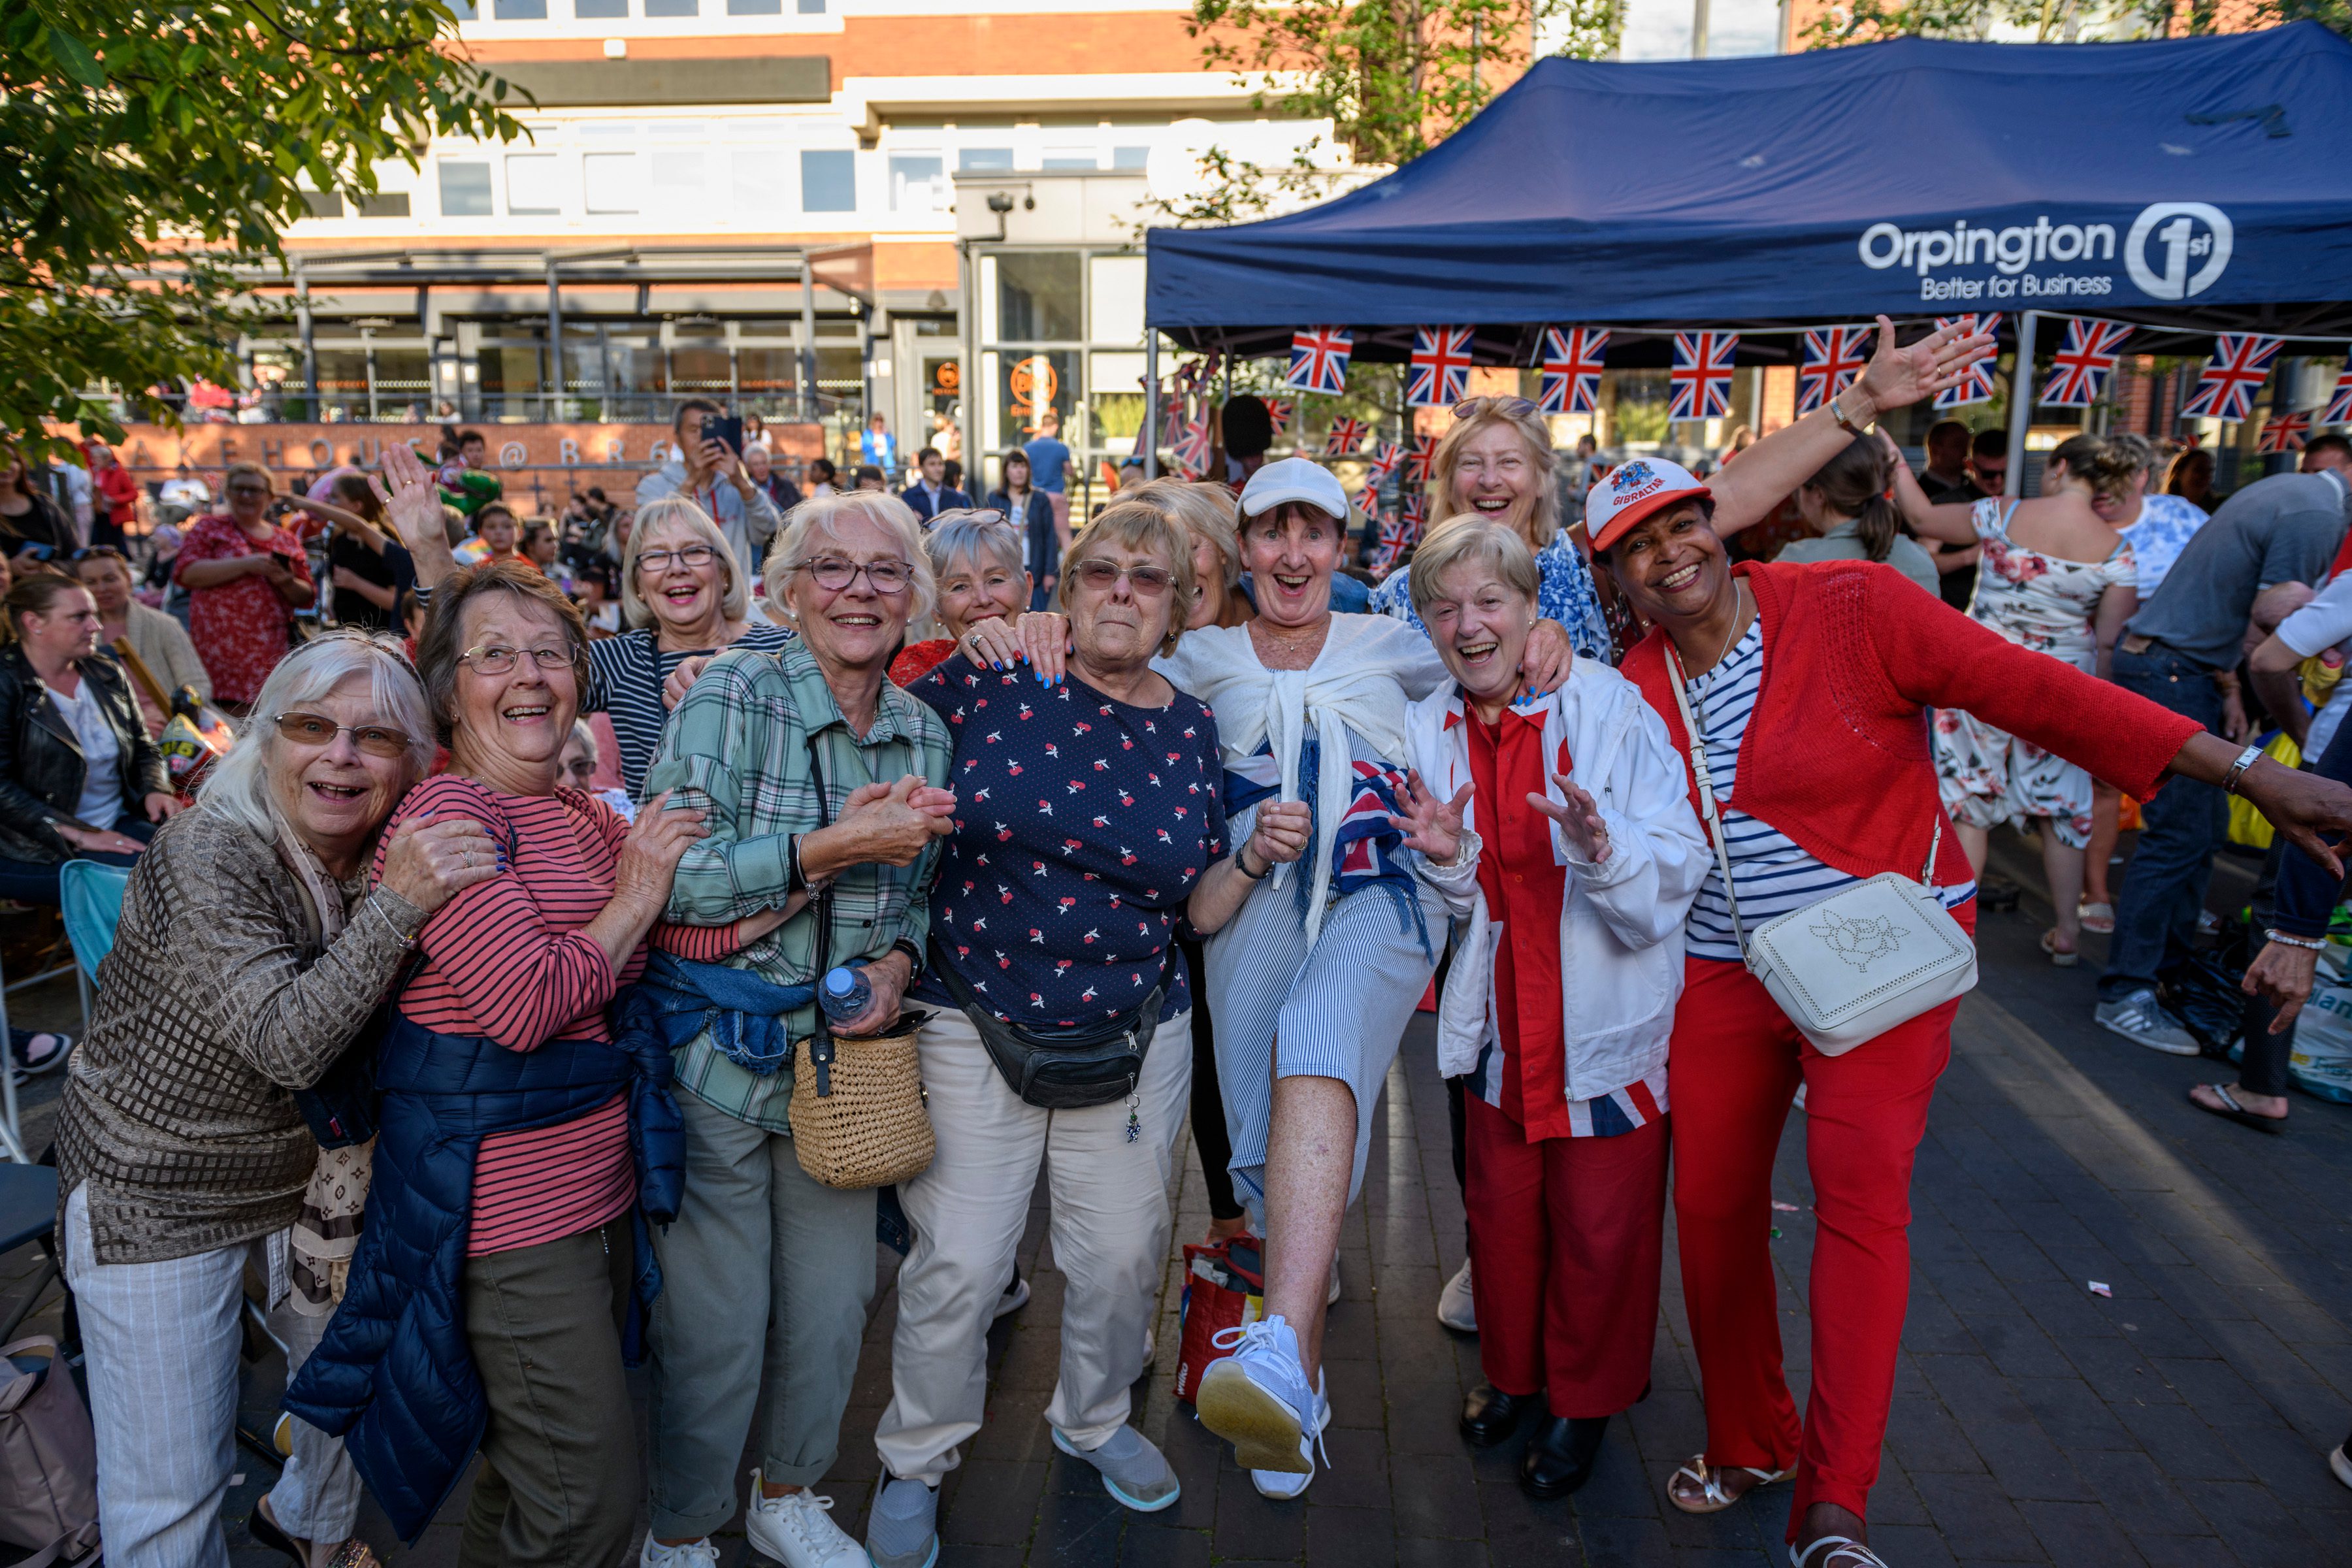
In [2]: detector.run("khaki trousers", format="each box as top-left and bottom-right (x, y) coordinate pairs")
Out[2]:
(874, 1009), (1190, 1482)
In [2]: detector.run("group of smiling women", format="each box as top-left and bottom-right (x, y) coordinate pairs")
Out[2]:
(51, 318), (2352, 1568)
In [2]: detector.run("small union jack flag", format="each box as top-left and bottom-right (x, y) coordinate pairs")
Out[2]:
(2182, 334), (2284, 423)
(2261, 412), (2311, 453)
(1536, 327), (1609, 416)
(1171, 414), (1213, 478)
(1407, 326), (1477, 409)
(1371, 515), (1419, 576)
(1669, 331), (1739, 421)
(1323, 417), (1369, 455)
(1796, 325), (1870, 417)
(1356, 486), (1383, 523)
(1933, 314), (2003, 408)
(1403, 435), (1437, 488)
(1287, 327), (1352, 396)
(2327, 365), (2352, 427)
(2038, 319), (2132, 408)
(1364, 440), (1403, 486)
(1399, 490), (1428, 527)
(1263, 397), (1295, 436)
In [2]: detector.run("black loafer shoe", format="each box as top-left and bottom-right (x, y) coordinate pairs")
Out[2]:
(1520, 1413), (1609, 1498)
(1459, 1384), (1537, 1446)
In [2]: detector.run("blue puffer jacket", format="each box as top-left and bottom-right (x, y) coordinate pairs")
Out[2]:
(283, 1013), (684, 1542)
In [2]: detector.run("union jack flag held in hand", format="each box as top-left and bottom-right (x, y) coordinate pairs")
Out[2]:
(2261, 412), (2311, 453)
(1407, 327), (1477, 408)
(1669, 332), (1738, 421)
(2182, 334), (2284, 423)
(1372, 515), (1418, 576)
(1287, 328), (1352, 395)
(1324, 417), (1369, 455)
(1933, 314), (2003, 408)
(1796, 325), (1870, 417)
(2038, 319), (2131, 408)
(1171, 415), (1214, 478)
(1537, 327), (1609, 416)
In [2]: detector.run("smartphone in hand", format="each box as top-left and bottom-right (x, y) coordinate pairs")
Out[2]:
(704, 416), (744, 456)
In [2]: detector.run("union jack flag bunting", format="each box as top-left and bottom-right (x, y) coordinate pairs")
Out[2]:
(1171, 415), (1213, 478)
(1287, 328), (1352, 395)
(2261, 412), (2311, 453)
(1399, 491), (1428, 527)
(1933, 314), (2003, 408)
(1364, 440), (1404, 485)
(1796, 326), (1870, 417)
(2182, 334), (2284, 423)
(1356, 486), (1383, 523)
(1669, 332), (1739, 421)
(1403, 435), (1437, 488)
(2038, 319), (2132, 408)
(2327, 365), (2352, 427)
(1537, 327), (1609, 416)
(1159, 398), (1187, 452)
(1372, 516), (1419, 576)
(1407, 326), (1477, 408)
(1263, 398), (1294, 436)
(1323, 417), (1369, 455)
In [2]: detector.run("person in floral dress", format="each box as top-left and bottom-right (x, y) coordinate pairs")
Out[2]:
(1889, 435), (2141, 964)
(172, 463), (314, 711)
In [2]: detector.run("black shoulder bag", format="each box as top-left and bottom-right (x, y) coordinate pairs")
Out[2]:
(928, 938), (1176, 1111)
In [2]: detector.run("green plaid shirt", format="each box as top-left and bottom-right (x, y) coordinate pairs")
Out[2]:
(644, 636), (952, 1132)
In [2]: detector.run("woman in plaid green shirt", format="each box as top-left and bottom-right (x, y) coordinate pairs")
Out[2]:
(639, 492), (955, 1568)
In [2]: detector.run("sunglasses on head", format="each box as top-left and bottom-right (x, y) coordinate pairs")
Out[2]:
(1452, 396), (1540, 421)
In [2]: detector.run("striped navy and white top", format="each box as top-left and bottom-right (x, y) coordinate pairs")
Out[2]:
(1683, 619), (1974, 962)
(585, 620), (796, 800)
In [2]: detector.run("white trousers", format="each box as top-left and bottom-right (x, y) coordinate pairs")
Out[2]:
(64, 1183), (363, 1568)
(874, 1009), (1190, 1482)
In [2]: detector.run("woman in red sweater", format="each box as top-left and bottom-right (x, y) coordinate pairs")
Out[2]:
(1584, 319), (2352, 1568)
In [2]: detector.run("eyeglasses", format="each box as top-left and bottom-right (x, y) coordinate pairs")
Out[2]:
(273, 711), (412, 759)
(792, 557), (913, 594)
(1452, 396), (1540, 420)
(459, 644), (578, 676)
(561, 755), (598, 779)
(635, 544), (718, 573)
(1071, 559), (1175, 597)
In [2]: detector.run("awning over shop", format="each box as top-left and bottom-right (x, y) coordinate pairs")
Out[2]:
(1146, 23), (2352, 359)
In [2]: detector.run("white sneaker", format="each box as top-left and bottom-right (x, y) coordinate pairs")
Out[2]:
(995, 1269), (1031, 1319)
(641, 1538), (721, 1568)
(744, 1474), (868, 1568)
(2096, 989), (2201, 1056)
(1250, 1372), (1330, 1501)
(1199, 1315), (1323, 1476)
(1437, 1258), (1476, 1333)
(1326, 1255), (1343, 1305)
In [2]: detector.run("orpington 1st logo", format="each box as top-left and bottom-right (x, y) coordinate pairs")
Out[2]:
(1855, 202), (2233, 301)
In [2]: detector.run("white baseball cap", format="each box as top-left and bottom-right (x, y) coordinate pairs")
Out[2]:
(1239, 456), (1350, 521)
(1585, 457), (1712, 551)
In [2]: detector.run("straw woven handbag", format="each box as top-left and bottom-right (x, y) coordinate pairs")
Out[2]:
(787, 1013), (936, 1189)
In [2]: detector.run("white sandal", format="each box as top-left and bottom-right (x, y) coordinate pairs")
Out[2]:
(1793, 1537), (1891, 1568)
(1667, 1453), (1795, 1514)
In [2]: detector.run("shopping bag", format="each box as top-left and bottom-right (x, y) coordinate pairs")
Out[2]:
(2227, 732), (2301, 849)
(2287, 945), (2352, 1103)
(1173, 1233), (1263, 1405)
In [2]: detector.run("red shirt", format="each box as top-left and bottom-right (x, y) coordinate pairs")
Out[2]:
(1463, 708), (1575, 1140)
(172, 514), (313, 706)
(91, 465), (139, 528)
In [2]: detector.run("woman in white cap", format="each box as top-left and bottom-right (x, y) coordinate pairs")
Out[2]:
(1581, 317), (2352, 1568)
(965, 455), (1578, 1500)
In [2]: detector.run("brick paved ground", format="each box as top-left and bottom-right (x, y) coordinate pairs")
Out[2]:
(0, 840), (2346, 1567)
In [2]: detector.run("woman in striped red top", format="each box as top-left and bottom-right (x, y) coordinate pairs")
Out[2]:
(302, 556), (709, 1566)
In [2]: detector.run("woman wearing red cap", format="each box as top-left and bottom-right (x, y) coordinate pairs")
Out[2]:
(1582, 318), (2352, 1568)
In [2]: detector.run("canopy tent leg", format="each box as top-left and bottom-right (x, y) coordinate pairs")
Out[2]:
(2004, 311), (2038, 499)
(1144, 335), (1160, 479)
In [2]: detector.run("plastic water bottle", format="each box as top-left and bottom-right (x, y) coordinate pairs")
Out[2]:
(819, 965), (872, 1024)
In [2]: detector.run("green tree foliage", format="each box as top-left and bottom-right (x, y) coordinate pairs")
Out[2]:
(1801, 0), (2344, 47)
(1153, 0), (1618, 227)
(2, 1), (525, 446)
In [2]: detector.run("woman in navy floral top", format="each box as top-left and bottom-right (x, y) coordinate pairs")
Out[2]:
(865, 502), (1309, 1561)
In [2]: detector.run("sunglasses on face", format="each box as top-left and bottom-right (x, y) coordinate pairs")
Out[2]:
(1071, 559), (1175, 597)
(273, 711), (412, 759)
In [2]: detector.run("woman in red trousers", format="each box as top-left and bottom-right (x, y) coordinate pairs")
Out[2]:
(1582, 318), (2352, 1568)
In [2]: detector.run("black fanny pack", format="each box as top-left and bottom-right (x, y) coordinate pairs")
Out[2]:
(930, 940), (1174, 1110)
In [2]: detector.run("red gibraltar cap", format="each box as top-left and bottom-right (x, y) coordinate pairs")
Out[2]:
(1585, 457), (1711, 551)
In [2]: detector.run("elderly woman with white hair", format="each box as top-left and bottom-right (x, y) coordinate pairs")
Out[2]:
(888, 508), (1035, 687)
(636, 489), (957, 1568)
(54, 631), (495, 1568)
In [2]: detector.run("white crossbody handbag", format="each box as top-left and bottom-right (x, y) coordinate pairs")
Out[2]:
(1667, 641), (1977, 1055)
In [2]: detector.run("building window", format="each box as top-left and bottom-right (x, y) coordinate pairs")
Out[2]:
(440, 160), (495, 216)
(583, 152), (641, 214)
(996, 252), (1084, 342)
(1111, 146), (1149, 171)
(1707, 0), (1781, 56)
(575, 0), (629, 16)
(446, 0), (478, 16)
(960, 148), (1014, 172)
(889, 155), (945, 213)
(506, 153), (563, 216)
(802, 150), (855, 212)
(492, 0), (547, 15)
(733, 149), (786, 217)
(1043, 152), (1097, 171)
(355, 192), (411, 218)
(643, 0), (696, 14)
(798, 0), (825, 11)
(1617, 0), (1694, 59)
(299, 190), (344, 219)
(728, 0), (781, 10)
(649, 148), (706, 217)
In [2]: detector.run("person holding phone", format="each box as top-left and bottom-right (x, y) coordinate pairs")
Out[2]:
(171, 462), (314, 713)
(636, 399), (780, 582)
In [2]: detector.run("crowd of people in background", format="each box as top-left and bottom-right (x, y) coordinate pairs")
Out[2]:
(14, 326), (2352, 1568)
